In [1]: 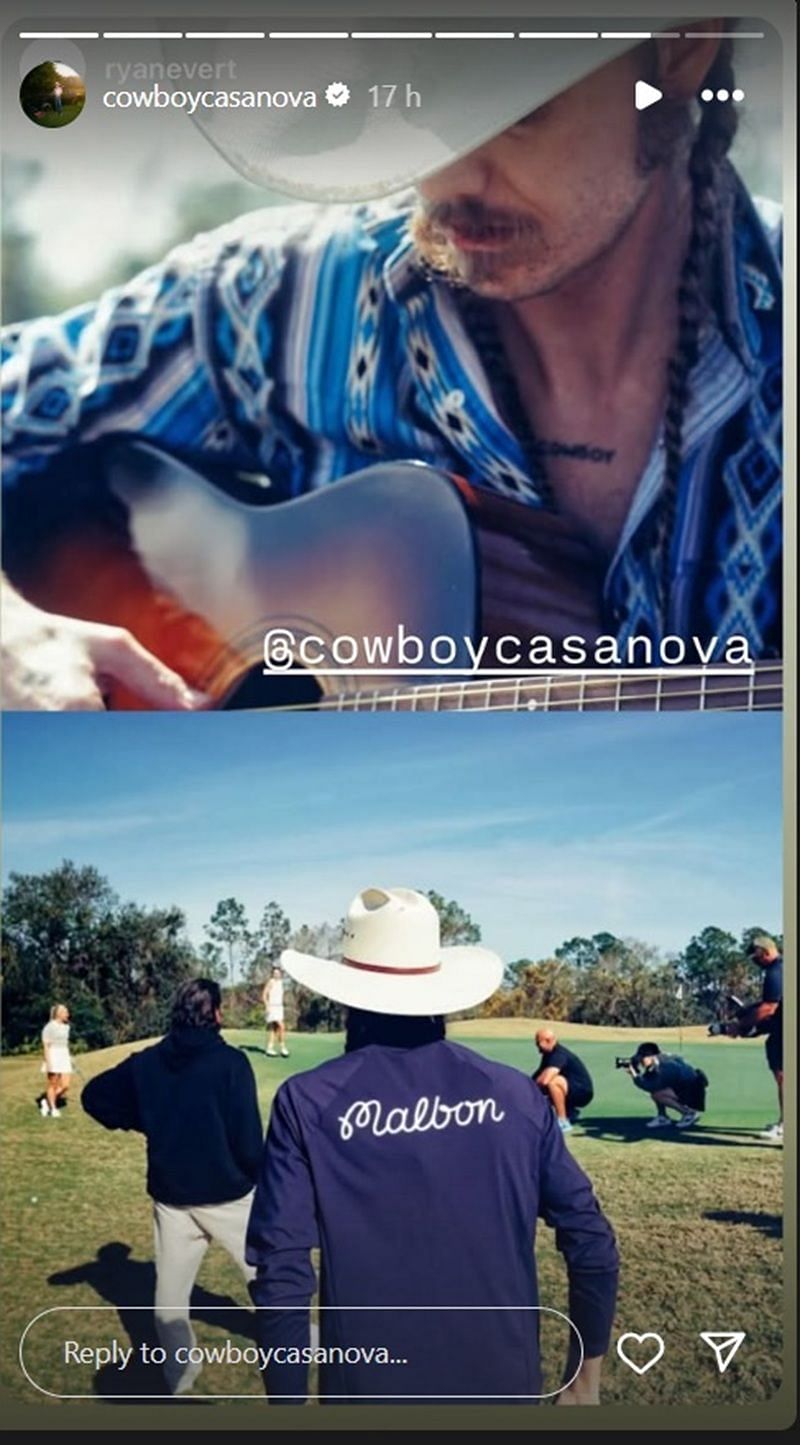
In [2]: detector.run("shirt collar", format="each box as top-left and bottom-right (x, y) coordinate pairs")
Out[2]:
(712, 163), (780, 375)
(380, 165), (780, 359)
(381, 210), (425, 307)
(377, 168), (779, 509)
(380, 203), (539, 497)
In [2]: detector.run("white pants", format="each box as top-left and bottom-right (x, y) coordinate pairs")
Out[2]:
(153, 1191), (256, 1394)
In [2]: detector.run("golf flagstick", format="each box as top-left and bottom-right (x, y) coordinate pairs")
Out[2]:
(676, 974), (685, 1055)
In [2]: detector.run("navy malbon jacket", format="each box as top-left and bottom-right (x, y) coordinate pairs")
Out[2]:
(246, 1038), (619, 1403)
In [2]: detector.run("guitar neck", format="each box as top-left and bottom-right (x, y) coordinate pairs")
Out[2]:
(323, 664), (783, 714)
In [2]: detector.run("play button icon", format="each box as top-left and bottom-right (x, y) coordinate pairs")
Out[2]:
(635, 80), (663, 110)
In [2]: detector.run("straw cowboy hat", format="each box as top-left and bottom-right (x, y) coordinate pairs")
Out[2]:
(173, 23), (676, 202)
(280, 887), (504, 1015)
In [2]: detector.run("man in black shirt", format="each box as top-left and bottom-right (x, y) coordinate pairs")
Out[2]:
(533, 1029), (594, 1134)
(82, 978), (264, 1392)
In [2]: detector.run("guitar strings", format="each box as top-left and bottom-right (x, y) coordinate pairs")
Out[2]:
(278, 667), (782, 713)
(353, 698), (775, 717)
(311, 688), (782, 713)
(331, 667), (782, 704)
(326, 667), (782, 711)
(331, 700), (781, 716)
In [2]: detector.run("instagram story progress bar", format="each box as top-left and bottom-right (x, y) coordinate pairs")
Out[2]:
(21, 20), (766, 204)
(17, 27), (770, 41)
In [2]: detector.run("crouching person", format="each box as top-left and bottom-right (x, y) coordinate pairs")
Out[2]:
(626, 1042), (708, 1131)
(82, 978), (263, 1394)
(533, 1028), (595, 1133)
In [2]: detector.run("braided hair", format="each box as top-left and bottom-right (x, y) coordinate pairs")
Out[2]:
(639, 36), (740, 620)
(412, 35), (742, 626)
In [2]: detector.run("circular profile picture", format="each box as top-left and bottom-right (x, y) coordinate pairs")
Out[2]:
(20, 62), (86, 128)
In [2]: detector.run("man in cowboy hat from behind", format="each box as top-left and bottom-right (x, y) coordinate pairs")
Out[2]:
(246, 888), (619, 1405)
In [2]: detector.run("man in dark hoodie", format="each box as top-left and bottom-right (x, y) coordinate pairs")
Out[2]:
(82, 977), (263, 1394)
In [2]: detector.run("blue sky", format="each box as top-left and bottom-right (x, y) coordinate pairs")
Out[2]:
(2, 712), (782, 962)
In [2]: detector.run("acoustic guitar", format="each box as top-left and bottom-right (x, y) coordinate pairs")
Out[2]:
(3, 440), (781, 713)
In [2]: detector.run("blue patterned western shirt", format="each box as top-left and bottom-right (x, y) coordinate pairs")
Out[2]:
(1, 165), (782, 658)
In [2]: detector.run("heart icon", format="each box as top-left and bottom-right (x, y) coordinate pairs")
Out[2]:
(616, 1332), (665, 1375)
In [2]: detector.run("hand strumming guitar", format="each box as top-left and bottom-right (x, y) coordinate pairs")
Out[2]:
(1, 581), (206, 711)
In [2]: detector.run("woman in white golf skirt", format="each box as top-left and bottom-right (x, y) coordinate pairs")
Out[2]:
(41, 1004), (73, 1117)
(262, 966), (289, 1058)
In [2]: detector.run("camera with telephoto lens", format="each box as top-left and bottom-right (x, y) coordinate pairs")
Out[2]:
(615, 1057), (635, 1070)
(707, 993), (747, 1037)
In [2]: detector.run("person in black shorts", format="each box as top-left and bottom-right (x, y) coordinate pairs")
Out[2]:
(533, 1029), (594, 1135)
(729, 937), (783, 1143)
(626, 1043), (707, 1132)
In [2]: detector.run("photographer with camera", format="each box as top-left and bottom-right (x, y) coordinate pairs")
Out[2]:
(718, 936), (783, 1144)
(618, 1043), (707, 1131)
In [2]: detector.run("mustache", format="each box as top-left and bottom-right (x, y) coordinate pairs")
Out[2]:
(420, 198), (539, 239)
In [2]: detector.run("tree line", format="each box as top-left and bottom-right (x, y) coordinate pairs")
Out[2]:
(490, 928), (781, 1028)
(0, 861), (780, 1051)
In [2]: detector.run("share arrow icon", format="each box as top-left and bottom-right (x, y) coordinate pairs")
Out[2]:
(699, 1332), (746, 1373)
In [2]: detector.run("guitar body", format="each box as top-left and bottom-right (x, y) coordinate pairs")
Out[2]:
(5, 444), (480, 708)
(4, 440), (781, 712)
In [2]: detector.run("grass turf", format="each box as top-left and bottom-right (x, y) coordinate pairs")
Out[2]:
(24, 101), (84, 127)
(2, 1024), (783, 1407)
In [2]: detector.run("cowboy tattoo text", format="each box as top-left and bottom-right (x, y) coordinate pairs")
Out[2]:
(531, 440), (617, 464)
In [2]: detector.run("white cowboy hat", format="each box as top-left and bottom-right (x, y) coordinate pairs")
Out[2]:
(281, 887), (503, 1015)
(170, 24), (674, 202)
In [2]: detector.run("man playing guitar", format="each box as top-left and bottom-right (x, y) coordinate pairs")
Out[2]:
(1, 25), (781, 708)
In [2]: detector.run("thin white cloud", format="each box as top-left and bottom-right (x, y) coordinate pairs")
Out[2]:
(4, 812), (165, 847)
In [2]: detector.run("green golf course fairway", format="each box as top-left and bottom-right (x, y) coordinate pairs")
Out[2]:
(2, 1023), (783, 1409)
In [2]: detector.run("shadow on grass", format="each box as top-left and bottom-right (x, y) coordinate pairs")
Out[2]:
(704, 1209), (783, 1238)
(48, 1241), (255, 1400)
(577, 1115), (778, 1148)
(238, 1045), (270, 1058)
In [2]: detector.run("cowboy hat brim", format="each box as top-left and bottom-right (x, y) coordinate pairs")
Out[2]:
(171, 27), (661, 202)
(280, 944), (504, 1016)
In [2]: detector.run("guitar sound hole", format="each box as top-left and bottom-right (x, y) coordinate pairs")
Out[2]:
(223, 664), (322, 711)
